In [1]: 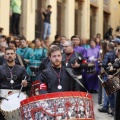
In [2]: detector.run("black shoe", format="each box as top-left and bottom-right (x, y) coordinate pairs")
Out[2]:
(108, 112), (114, 117)
(93, 90), (98, 93)
(98, 108), (108, 113)
(89, 90), (93, 93)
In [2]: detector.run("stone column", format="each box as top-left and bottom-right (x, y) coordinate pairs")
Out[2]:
(81, 0), (90, 39)
(95, 0), (103, 38)
(77, 2), (83, 37)
(0, 0), (10, 35)
(64, 0), (75, 39)
(22, 0), (35, 41)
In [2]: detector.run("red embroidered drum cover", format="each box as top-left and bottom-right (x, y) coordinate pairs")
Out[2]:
(20, 92), (95, 120)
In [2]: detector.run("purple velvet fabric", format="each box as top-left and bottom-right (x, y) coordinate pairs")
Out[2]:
(84, 47), (100, 91)
(74, 46), (85, 57)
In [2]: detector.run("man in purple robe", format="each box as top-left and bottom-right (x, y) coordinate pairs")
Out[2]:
(71, 36), (85, 56)
(84, 40), (100, 93)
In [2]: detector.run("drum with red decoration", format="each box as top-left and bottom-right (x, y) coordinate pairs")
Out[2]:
(30, 80), (40, 96)
(20, 92), (95, 120)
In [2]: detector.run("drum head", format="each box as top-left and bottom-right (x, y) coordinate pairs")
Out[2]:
(1, 93), (26, 112)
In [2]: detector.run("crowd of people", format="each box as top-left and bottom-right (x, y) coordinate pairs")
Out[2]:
(0, 25), (120, 120)
(0, 2), (120, 119)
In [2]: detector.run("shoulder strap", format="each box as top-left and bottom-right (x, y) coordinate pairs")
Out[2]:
(17, 54), (24, 66)
(65, 68), (88, 92)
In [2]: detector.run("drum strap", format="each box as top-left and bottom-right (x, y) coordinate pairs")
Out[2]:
(65, 68), (88, 92)
(17, 54), (24, 67)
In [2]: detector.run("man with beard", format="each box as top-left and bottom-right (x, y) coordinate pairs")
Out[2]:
(0, 47), (31, 119)
(38, 46), (79, 94)
(0, 47), (31, 90)
(0, 41), (25, 66)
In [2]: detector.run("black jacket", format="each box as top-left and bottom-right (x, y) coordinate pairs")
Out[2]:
(0, 64), (31, 91)
(62, 52), (88, 75)
(38, 66), (80, 94)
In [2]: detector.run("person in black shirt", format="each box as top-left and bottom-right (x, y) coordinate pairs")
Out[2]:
(108, 47), (120, 120)
(38, 46), (80, 94)
(0, 47), (31, 90)
(41, 5), (52, 40)
(98, 43), (116, 116)
(62, 41), (88, 91)
(0, 47), (31, 120)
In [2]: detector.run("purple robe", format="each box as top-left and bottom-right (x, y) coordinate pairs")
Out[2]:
(96, 44), (101, 50)
(84, 47), (100, 91)
(74, 46), (85, 57)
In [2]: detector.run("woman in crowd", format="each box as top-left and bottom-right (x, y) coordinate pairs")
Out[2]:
(84, 40), (100, 93)
(98, 41), (111, 114)
(95, 37), (101, 50)
(30, 38), (47, 81)
(32, 38), (47, 65)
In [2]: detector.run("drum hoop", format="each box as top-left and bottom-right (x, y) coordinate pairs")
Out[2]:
(1, 92), (27, 112)
(20, 92), (92, 106)
(0, 108), (19, 113)
(20, 92), (94, 120)
(21, 96), (92, 108)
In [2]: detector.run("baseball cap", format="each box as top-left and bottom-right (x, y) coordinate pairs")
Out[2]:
(111, 38), (120, 44)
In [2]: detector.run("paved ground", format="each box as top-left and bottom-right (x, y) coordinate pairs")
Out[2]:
(92, 93), (114, 120)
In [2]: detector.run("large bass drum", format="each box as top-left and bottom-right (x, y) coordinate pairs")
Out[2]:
(0, 92), (27, 120)
(20, 92), (95, 120)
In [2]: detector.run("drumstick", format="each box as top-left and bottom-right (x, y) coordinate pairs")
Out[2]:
(103, 68), (109, 76)
(17, 85), (23, 98)
(112, 69), (120, 77)
(98, 75), (104, 83)
(17, 76), (27, 98)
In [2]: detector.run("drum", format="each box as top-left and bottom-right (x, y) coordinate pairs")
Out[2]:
(102, 76), (120, 95)
(20, 92), (95, 120)
(30, 80), (40, 96)
(0, 92), (27, 120)
(87, 62), (96, 74)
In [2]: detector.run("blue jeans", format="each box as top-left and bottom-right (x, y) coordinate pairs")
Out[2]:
(103, 75), (109, 110)
(43, 22), (51, 40)
(103, 74), (115, 109)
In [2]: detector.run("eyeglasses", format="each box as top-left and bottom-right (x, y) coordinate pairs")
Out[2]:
(63, 45), (70, 47)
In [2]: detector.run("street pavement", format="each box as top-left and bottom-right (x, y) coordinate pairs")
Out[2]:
(92, 93), (114, 120)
